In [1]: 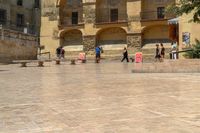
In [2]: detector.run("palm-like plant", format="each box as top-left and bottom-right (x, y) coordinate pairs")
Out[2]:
(184, 39), (200, 58)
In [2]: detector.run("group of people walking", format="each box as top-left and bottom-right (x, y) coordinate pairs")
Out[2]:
(95, 46), (130, 63)
(56, 46), (65, 59)
(56, 43), (169, 63)
(155, 43), (165, 62)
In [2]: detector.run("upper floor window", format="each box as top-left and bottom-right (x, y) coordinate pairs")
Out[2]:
(0, 9), (6, 24)
(72, 12), (78, 24)
(16, 14), (25, 27)
(35, 0), (40, 8)
(17, 0), (23, 6)
(110, 9), (118, 22)
(157, 7), (165, 19)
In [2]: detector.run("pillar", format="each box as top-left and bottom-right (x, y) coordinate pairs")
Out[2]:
(127, 33), (142, 50)
(83, 35), (96, 53)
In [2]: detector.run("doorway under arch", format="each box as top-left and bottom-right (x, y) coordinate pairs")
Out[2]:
(96, 27), (127, 50)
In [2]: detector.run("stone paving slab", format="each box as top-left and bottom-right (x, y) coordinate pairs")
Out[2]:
(0, 61), (200, 132)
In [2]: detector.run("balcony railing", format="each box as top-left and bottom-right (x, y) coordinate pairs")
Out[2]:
(59, 19), (84, 28)
(0, 28), (38, 45)
(141, 11), (175, 21)
(0, 20), (38, 35)
(96, 11), (128, 24)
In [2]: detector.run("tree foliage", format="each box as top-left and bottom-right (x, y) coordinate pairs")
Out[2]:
(167, 0), (200, 23)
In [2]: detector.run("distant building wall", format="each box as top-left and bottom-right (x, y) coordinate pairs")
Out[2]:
(179, 14), (200, 49)
(0, 0), (41, 62)
(0, 0), (41, 35)
(40, 0), (59, 57)
(56, 0), (176, 54)
(0, 29), (38, 62)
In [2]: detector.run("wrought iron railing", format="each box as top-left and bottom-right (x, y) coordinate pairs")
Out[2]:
(140, 11), (175, 21)
(59, 19), (84, 27)
(96, 9), (128, 24)
(0, 20), (38, 35)
(0, 29), (38, 45)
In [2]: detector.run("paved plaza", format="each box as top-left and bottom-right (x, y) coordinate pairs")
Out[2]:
(0, 61), (200, 133)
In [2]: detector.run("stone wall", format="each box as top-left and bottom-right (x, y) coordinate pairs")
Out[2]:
(83, 4), (96, 24)
(179, 13), (200, 50)
(0, 29), (38, 62)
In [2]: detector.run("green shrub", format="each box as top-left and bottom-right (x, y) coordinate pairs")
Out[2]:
(184, 39), (200, 59)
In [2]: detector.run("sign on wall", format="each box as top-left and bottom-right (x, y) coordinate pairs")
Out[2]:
(182, 32), (190, 45)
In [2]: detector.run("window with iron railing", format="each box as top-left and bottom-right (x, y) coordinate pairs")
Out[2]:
(157, 7), (165, 19)
(0, 9), (6, 24)
(34, 0), (40, 8)
(17, 0), (23, 6)
(141, 8), (175, 20)
(16, 14), (25, 27)
(110, 9), (118, 22)
(72, 12), (78, 25)
(96, 8), (127, 23)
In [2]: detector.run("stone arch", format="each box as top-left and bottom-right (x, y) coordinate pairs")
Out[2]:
(96, 27), (127, 50)
(60, 29), (83, 51)
(142, 25), (171, 47)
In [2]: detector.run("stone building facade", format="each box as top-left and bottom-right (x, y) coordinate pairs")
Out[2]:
(54, 0), (176, 55)
(0, 30), (38, 62)
(179, 13), (200, 50)
(0, 0), (41, 62)
(0, 0), (41, 35)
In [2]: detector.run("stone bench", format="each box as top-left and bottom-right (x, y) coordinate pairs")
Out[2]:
(13, 60), (51, 67)
(55, 59), (61, 65)
(71, 59), (76, 65)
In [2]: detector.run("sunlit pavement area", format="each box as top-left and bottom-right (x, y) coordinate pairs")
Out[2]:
(0, 61), (200, 133)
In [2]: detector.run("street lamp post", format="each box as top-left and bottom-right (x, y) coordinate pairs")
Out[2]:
(0, 24), (4, 40)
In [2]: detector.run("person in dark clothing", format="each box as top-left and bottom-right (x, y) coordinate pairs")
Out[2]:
(61, 48), (65, 59)
(95, 46), (101, 63)
(155, 44), (161, 62)
(160, 43), (165, 61)
(56, 46), (61, 58)
(121, 47), (129, 62)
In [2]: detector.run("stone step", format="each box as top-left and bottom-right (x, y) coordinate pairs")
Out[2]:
(132, 59), (200, 73)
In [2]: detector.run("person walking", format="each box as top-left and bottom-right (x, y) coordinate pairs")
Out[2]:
(61, 47), (65, 59)
(121, 47), (129, 62)
(160, 43), (165, 62)
(95, 46), (101, 63)
(155, 44), (161, 62)
(56, 46), (61, 58)
(171, 42), (177, 59)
